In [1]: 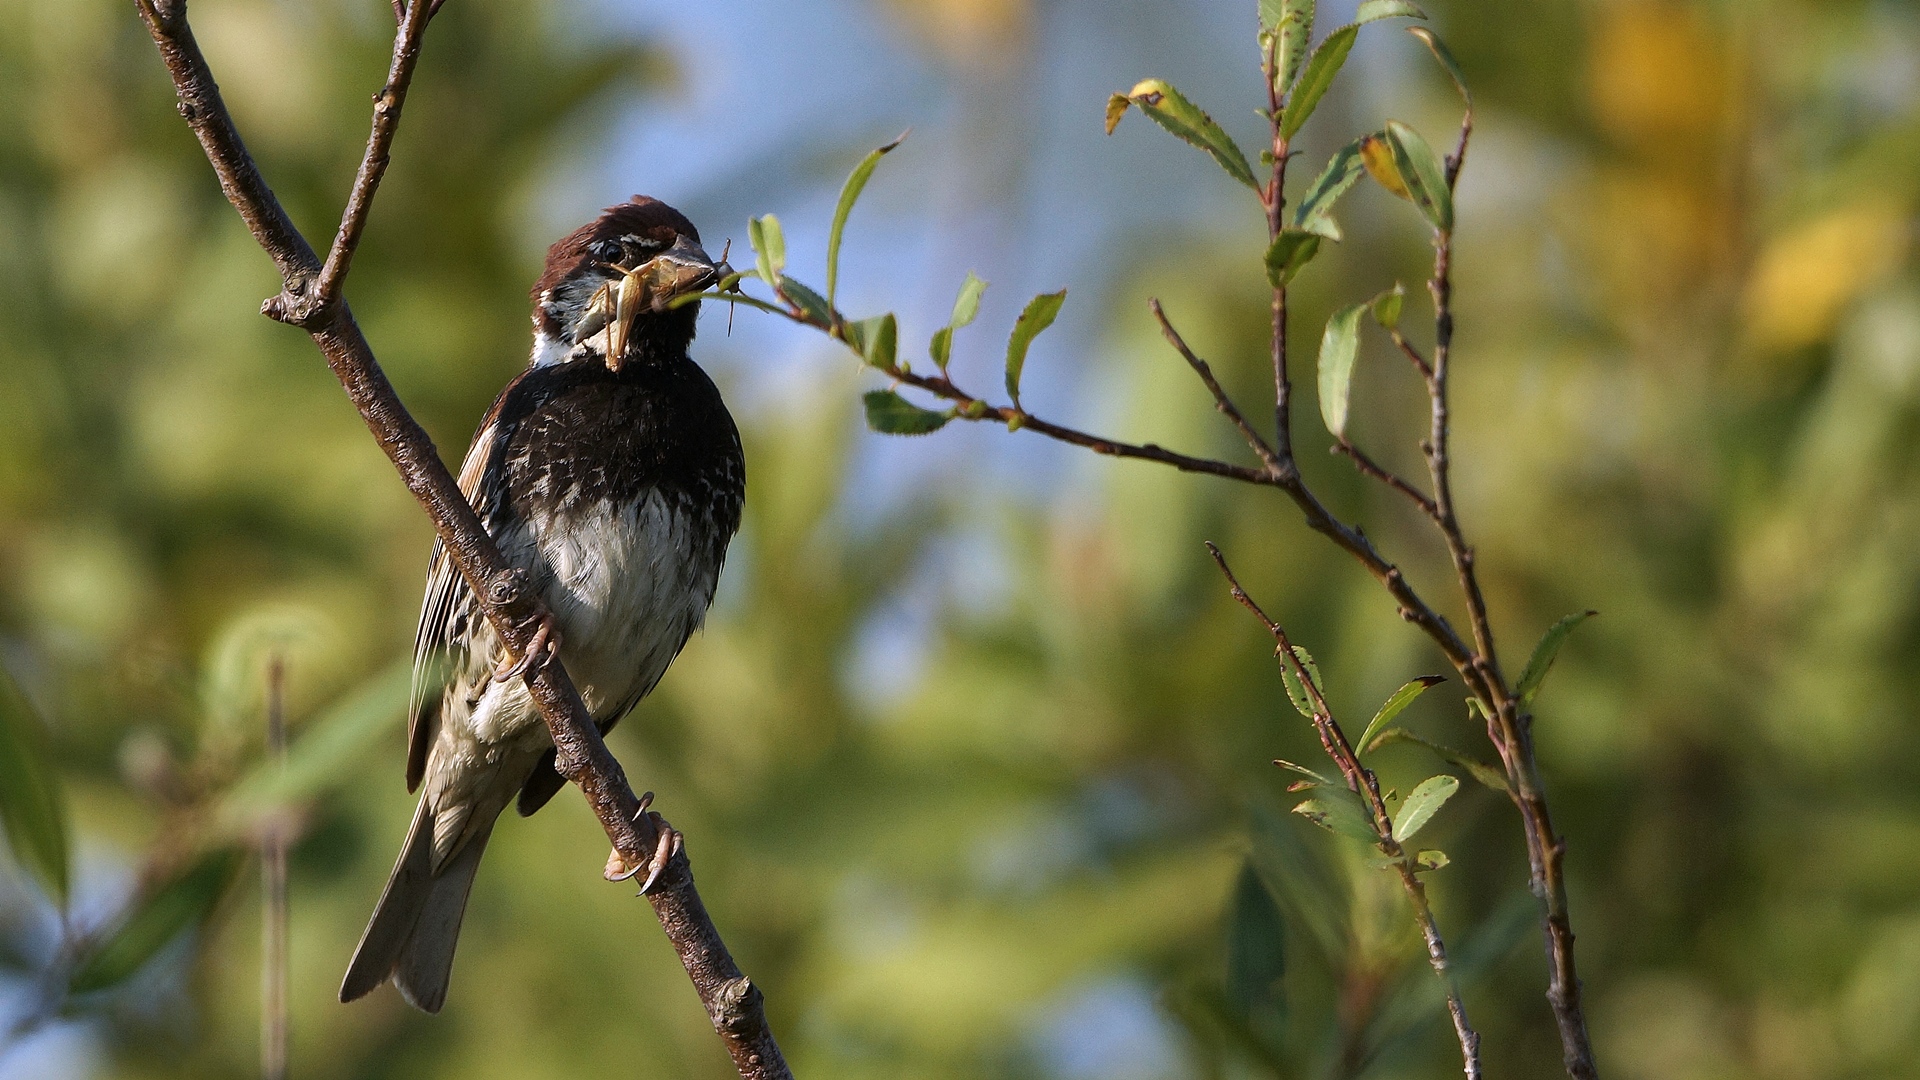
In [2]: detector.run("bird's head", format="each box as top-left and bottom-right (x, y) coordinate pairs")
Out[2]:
(531, 196), (727, 372)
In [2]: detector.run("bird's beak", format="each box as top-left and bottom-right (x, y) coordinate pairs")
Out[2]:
(598, 236), (725, 373)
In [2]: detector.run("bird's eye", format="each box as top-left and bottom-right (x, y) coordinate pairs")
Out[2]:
(589, 239), (624, 264)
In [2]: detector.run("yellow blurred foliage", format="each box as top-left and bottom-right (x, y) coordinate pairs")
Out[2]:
(1742, 202), (1911, 352)
(1587, 2), (1729, 150)
(878, 0), (1029, 68)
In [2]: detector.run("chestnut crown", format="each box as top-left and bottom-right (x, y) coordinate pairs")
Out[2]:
(531, 196), (721, 367)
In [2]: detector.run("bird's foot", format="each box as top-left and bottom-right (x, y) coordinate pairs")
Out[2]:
(493, 612), (561, 683)
(604, 793), (683, 894)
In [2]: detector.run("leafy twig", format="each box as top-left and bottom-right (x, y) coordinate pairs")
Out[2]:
(1205, 543), (1481, 1080)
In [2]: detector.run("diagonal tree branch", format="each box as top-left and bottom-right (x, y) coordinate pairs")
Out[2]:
(133, 2), (789, 1076)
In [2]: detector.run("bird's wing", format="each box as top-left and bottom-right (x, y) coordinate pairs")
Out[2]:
(405, 409), (513, 793)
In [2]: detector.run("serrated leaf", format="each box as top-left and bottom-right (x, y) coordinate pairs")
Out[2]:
(1268, 0), (1316, 91)
(1356, 675), (1444, 757)
(1408, 26), (1471, 106)
(1367, 727), (1508, 793)
(1109, 79), (1259, 191)
(1293, 787), (1379, 844)
(929, 272), (989, 369)
(217, 663), (412, 833)
(1516, 610), (1595, 705)
(1370, 282), (1406, 330)
(1292, 137), (1368, 240)
(1392, 774), (1458, 842)
(70, 847), (243, 993)
(862, 390), (951, 436)
(1384, 120), (1453, 231)
(1225, 861), (1286, 1015)
(1005, 289), (1067, 405)
(781, 277), (833, 328)
(828, 134), (905, 310)
(748, 214), (785, 287)
(0, 667), (68, 907)
(1280, 24), (1356, 140)
(846, 313), (899, 370)
(1278, 645), (1321, 717)
(1317, 302), (1367, 438)
(1355, 0), (1426, 22)
(1264, 229), (1323, 287)
(1360, 133), (1411, 200)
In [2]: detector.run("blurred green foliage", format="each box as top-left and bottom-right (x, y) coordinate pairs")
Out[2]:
(1, 0), (1918, 1079)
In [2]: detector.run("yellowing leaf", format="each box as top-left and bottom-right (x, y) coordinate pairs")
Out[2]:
(1108, 79), (1259, 192)
(1360, 133), (1410, 200)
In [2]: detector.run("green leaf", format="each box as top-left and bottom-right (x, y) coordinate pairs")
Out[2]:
(949, 270), (988, 328)
(1293, 787), (1379, 844)
(1414, 849), (1449, 872)
(781, 277), (834, 328)
(748, 214), (785, 287)
(1005, 290), (1067, 406)
(1516, 610), (1596, 705)
(846, 313), (899, 370)
(1408, 26), (1472, 106)
(828, 133), (905, 310)
(70, 847), (244, 993)
(1278, 645), (1321, 717)
(929, 272), (988, 370)
(1279, 25), (1356, 140)
(1355, 0), (1426, 22)
(1367, 727), (1508, 793)
(1356, 675), (1444, 757)
(1225, 861), (1286, 1015)
(1266, 0), (1316, 91)
(0, 667), (68, 907)
(1292, 137), (1368, 240)
(1384, 120), (1453, 231)
(1263, 229), (1323, 287)
(1108, 79), (1259, 191)
(1392, 774), (1458, 841)
(1370, 282), (1406, 330)
(862, 390), (951, 436)
(217, 663), (411, 833)
(1316, 302), (1367, 439)
(1273, 757), (1332, 787)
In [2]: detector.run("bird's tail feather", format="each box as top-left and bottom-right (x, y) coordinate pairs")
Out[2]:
(339, 795), (494, 1013)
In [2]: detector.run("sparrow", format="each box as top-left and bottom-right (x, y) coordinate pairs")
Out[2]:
(340, 197), (744, 1012)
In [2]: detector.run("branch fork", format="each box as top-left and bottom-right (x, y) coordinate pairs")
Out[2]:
(135, 3), (790, 1076)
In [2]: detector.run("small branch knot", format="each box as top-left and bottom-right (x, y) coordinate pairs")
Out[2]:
(709, 977), (765, 1035)
(486, 567), (534, 611)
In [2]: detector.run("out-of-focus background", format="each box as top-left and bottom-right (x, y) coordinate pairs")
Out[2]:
(2, 0), (1918, 1076)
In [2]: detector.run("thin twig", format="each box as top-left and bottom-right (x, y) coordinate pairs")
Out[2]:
(1333, 440), (1438, 520)
(1149, 298), (1284, 473)
(135, 4), (789, 1076)
(310, 0), (433, 314)
(262, 656), (288, 1080)
(1205, 544), (1481, 1080)
(1262, 33), (1294, 462)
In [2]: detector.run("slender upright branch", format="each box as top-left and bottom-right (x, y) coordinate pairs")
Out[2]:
(1206, 545), (1481, 1080)
(1262, 34), (1294, 461)
(261, 656), (288, 1080)
(134, 3), (789, 1076)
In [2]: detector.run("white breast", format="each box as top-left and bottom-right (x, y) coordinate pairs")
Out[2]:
(503, 491), (718, 722)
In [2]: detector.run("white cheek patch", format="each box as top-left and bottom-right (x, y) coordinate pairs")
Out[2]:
(530, 331), (570, 368)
